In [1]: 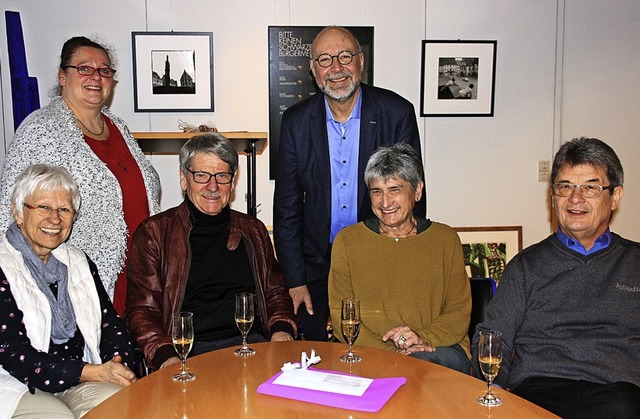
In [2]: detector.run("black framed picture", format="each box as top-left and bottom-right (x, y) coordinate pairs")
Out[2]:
(132, 31), (214, 112)
(267, 26), (374, 179)
(420, 40), (497, 117)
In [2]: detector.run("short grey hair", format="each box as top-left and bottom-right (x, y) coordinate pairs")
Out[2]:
(364, 143), (424, 190)
(551, 137), (623, 187)
(179, 133), (239, 175)
(11, 164), (81, 219)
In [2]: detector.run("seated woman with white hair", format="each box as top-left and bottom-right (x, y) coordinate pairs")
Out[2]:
(0, 164), (137, 418)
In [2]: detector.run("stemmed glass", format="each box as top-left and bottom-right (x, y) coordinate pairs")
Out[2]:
(340, 297), (362, 363)
(477, 330), (503, 406)
(171, 312), (196, 382)
(234, 292), (256, 356)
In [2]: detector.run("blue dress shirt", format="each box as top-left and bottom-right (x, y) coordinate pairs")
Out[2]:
(326, 93), (362, 243)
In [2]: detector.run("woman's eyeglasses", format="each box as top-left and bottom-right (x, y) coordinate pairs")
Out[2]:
(63, 65), (116, 78)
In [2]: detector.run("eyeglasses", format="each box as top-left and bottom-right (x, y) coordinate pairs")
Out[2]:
(186, 168), (234, 184)
(23, 203), (76, 219)
(313, 50), (360, 68)
(552, 183), (615, 198)
(63, 65), (116, 78)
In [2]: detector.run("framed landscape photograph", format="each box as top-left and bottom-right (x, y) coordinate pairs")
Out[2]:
(420, 40), (496, 117)
(454, 226), (522, 285)
(132, 32), (214, 112)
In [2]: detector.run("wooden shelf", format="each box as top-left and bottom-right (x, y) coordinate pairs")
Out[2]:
(132, 131), (267, 155)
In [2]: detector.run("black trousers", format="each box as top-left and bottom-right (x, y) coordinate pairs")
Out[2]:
(512, 376), (640, 419)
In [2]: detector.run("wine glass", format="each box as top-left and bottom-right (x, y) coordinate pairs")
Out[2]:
(477, 330), (503, 406)
(234, 292), (256, 356)
(171, 311), (196, 382)
(340, 297), (362, 363)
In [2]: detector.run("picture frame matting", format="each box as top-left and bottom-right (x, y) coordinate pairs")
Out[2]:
(132, 31), (214, 112)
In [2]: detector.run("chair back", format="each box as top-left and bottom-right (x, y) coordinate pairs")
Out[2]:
(468, 277), (497, 340)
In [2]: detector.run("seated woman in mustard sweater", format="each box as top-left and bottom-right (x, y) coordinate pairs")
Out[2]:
(328, 143), (471, 373)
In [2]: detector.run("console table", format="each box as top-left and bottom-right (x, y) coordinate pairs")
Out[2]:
(132, 131), (267, 217)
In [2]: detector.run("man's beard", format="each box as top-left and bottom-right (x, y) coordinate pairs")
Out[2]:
(319, 71), (360, 103)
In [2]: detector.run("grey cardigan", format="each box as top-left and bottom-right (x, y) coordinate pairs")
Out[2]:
(0, 96), (161, 298)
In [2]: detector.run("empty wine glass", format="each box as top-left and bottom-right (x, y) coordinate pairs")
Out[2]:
(477, 330), (503, 406)
(171, 312), (196, 382)
(340, 297), (362, 363)
(235, 292), (256, 356)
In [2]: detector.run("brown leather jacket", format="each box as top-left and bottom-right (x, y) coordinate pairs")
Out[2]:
(124, 201), (297, 370)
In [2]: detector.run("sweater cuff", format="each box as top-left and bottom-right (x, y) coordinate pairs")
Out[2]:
(270, 321), (295, 337)
(152, 344), (179, 370)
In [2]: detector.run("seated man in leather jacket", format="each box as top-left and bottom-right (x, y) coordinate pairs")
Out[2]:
(125, 133), (297, 371)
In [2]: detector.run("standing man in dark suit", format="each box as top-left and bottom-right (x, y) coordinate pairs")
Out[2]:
(274, 26), (426, 341)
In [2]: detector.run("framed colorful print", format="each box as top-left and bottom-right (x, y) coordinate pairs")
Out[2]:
(454, 226), (522, 285)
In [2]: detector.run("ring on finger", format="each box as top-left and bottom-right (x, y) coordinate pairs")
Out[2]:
(399, 335), (407, 343)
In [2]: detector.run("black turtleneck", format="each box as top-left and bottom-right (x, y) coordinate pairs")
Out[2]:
(182, 200), (259, 341)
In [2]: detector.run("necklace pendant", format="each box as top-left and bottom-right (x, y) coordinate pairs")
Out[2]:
(395, 237), (400, 242)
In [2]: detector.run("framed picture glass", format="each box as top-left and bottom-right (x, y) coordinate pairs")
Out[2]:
(420, 40), (496, 117)
(132, 31), (214, 112)
(454, 226), (522, 285)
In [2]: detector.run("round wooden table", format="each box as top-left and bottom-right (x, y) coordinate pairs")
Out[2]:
(85, 341), (558, 418)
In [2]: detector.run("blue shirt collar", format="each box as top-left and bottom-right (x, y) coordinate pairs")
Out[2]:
(555, 228), (611, 255)
(324, 90), (362, 124)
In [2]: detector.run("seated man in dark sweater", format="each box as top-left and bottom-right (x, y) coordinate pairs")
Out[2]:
(125, 133), (296, 371)
(472, 137), (640, 419)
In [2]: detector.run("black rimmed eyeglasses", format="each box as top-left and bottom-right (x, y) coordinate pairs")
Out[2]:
(63, 65), (117, 78)
(313, 50), (360, 68)
(186, 168), (234, 184)
(552, 183), (615, 198)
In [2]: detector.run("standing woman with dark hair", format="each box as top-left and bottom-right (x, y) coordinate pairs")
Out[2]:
(0, 36), (161, 314)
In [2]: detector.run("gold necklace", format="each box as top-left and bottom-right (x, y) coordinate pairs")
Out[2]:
(76, 115), (105, 136)
(379, 218), (417, 241)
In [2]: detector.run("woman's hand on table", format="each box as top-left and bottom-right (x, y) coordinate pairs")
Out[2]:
(81, 355), (137, 387)
(396, 343), (436, 356)
(382, 326), (424, 350)
(270, 331), (294, 342)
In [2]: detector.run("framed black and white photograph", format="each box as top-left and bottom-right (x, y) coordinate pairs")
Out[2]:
(132, 32), (214, 112)
(420, 40), (496, 117)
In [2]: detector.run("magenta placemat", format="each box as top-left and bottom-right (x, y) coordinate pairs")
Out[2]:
(256, 368), (406, 412)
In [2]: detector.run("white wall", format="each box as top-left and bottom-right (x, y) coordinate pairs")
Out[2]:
(1, 0), (639, 248)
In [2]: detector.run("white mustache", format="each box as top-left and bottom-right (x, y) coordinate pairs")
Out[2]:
(325, 71), (351, 82)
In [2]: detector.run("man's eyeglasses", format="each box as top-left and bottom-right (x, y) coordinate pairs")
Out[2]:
(313, 50), (360, 68)
(63, 65), (117, 78)
(186, 168), (234, 184)
(23, 203), (76, 219)
(552, 183), (615, 198)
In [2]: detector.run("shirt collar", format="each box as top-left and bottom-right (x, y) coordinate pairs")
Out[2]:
(324, 90), (362, 124)
(555, 228), (611, 255)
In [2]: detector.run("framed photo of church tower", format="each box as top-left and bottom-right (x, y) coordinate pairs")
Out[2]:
(132, 32), (214, 112)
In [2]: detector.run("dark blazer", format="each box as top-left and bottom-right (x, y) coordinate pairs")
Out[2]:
(273, 83), (426, 289)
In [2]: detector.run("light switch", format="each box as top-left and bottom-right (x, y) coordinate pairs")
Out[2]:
(538, 160), (551, 182)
